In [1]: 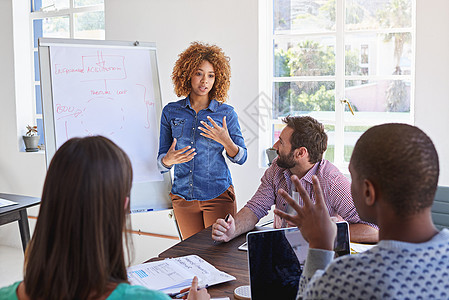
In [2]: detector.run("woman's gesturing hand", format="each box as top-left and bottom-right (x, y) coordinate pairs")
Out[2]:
(199, 116), (232, 145)
(161, 138), (196, 167)
(199, 116), (238, 157)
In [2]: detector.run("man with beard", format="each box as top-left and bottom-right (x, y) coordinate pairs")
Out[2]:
(212, 116), (378, 243)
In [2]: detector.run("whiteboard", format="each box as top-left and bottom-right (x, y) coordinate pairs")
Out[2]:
(38, 38), (172, 212)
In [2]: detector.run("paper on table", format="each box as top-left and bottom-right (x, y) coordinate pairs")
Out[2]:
(0, 198), (18, 208)
(127, 258), (194, 291)
(127, 255), (236, 295)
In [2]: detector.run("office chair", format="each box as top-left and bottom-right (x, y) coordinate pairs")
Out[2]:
(432, 186), (449, 230)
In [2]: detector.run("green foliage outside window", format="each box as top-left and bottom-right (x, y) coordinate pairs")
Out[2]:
(76, 11), (104, 31)
(274, 40), (360, 116)
(273, 0), (412, 116)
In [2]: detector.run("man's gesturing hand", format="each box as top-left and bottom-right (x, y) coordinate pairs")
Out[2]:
(274, 175), (337, 251)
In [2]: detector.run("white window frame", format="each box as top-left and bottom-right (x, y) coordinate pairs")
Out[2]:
(259, 0), (416, 171)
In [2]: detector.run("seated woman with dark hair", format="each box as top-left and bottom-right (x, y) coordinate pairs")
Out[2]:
(0, 136), (208, 300)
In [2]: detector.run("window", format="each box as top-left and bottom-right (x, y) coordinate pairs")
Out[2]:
(262, 0), (415, 169)
(30, 0), (105, 147)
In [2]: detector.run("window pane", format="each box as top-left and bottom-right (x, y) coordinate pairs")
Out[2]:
(274, 81), (335, 118)
(344, 42), (361, 75)
(33, 16), (70, 48)
(345, 0), (412, 31)
(48, 0), (69, 10)
(274, 37), (336, 77)
(35, 85), (42, 114)
(34, 0), (69, 11)
(343, 125), (372, 162)
(37, 118), (45, 146)
(272, 123), (286, 145)
(274, 0), (336, 32)
(345, 33), (412, 76)
(346, 80), (411, 113)
(75, 0), (104, 7)
(34, 51), (40, 81)
(74, 11), (105, 39)
(37, 16), (70, 39)
(32, 0), (43, 12)
(324, 124), (335, 163)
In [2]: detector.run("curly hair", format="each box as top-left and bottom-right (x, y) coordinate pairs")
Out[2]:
(172, 41), (231, 103)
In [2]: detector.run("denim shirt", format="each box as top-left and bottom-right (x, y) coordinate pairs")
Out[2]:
(158, 97), (247, 201)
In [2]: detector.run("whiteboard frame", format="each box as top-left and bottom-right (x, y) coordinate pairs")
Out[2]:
(38, 38), (172, 212)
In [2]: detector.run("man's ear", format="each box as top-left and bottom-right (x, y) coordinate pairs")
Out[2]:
(363, 179), (376, 207)
(294, 147), (308, 159)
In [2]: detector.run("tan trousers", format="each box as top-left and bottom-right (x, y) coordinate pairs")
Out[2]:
(171, 185), (236, 240)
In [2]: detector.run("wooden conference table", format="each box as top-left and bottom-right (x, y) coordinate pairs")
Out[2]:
(153, 226), (267, 299)
(0, 193), (40, 252)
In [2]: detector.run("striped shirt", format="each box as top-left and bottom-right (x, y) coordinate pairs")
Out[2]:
(244, 158), (373, 228)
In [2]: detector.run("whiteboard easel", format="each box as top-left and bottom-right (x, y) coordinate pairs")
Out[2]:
(38, 38), (172, 213)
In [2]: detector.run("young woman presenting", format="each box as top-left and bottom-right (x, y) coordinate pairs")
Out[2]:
(0, 136), (208, 300)
(158, 42), (247, 239)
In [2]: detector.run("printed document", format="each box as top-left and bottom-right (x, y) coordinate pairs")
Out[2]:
(127, 255), (236, 294)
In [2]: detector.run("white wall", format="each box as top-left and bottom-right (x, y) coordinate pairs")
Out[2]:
(415, 0), (449, 184)
(0, 0), (46, 248)
(0, 1), (47, 198)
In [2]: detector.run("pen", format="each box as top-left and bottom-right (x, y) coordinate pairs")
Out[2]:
(173, 284), (209, 298)
(224, 213), (230, 222)
(213, 214), (231, 245)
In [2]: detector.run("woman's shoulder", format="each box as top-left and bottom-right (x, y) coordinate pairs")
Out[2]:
(0, 281), (21, 300)
(108, 283), (170, 300)
(217, 101), (234, 110)
(216, 102), (238, 116)
(163, 99), (187, 111)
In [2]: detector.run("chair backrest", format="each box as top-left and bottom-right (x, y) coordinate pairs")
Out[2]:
(266, 148), (278, 166)
(432, 186), (449, 230)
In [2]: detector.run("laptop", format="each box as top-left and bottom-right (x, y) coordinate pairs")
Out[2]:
(247, 222), (350, 300)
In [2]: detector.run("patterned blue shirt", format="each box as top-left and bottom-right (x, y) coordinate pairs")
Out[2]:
(158, 97), (247, 201)
(298, 229), (449, 300)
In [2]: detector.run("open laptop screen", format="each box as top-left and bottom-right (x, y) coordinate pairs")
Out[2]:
(247, 223), (350, 300)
